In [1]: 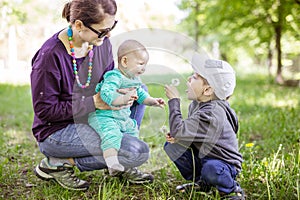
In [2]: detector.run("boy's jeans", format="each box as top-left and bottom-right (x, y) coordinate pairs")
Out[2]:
(38, 89), (149, 172)
(164, 142), (238, 194)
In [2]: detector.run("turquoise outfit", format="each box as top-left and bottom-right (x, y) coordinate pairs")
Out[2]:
(88, 69), (149, 151)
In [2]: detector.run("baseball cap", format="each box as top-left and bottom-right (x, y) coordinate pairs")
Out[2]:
(191, 52), (236, 100)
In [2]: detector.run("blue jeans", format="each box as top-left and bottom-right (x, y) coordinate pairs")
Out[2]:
(38, 89), (149, 172)
(130, 84), (147, 128)
(164, 142), (238, 194)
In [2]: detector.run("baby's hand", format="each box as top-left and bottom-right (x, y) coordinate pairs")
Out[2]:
(166, 133), (177, 144)
(153, 98), (165, 108)
(143, 97), (165, 108)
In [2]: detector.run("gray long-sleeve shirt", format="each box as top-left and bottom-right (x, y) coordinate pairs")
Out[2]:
(30, 31), (114, 142)
(168, 98), (243, 171)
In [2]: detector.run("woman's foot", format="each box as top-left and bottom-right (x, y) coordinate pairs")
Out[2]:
(107, 167), (154, 184)
(34, 158), (89, 191)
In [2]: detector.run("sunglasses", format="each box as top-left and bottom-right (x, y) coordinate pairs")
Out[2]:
(85, 20), (118, 38)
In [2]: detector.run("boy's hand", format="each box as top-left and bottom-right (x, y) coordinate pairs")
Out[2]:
(166, 133), (177, 144)
(165, 85), (180, 99)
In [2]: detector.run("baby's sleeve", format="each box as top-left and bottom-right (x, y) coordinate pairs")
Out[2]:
(100, 71), (122, 106)
(136, 86), (150, 104)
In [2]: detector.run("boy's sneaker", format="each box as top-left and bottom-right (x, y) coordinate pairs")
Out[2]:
(34, 158), (90, 191)
(176, 181), (211, 193)
(118, 167), (154, 184)
(220, 185), (245, 200)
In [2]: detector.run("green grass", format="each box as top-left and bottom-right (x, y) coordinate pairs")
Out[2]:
(0, 73), (299, 200)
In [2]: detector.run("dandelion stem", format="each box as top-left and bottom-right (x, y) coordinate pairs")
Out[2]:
(266, 171), (271, 200)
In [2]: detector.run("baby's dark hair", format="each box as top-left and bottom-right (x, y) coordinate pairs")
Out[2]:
(62, 0), (117, 26)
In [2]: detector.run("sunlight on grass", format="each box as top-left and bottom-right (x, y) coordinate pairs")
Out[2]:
(3, 129), (34, 145)
(260, 92), (299, 108)
(232, 88), (299, 109)
(271, 99), (298, 108)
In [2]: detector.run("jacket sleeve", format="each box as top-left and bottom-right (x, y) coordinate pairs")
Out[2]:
(168, 98), (225, 143)
(31, 51), (76, 122)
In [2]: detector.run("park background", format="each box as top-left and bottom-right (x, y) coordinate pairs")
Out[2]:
(0, 0), (300, 199)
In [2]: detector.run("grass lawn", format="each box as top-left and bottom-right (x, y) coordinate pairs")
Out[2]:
(0, 72), (299, 200)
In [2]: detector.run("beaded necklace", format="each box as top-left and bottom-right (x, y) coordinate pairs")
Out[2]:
(67, 25), (93, 89)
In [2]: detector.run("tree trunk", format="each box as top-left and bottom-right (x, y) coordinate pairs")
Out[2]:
(267, 47), (273, 77)
(194, 1), (200, 50)
(8, 25), (17, 69)
(274, 1), (284, 85)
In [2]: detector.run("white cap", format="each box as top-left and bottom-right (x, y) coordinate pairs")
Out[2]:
(191, 52), (236, 100)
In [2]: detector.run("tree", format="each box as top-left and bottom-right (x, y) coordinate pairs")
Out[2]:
(0, 0), (27, 67)
(177, 0), (300, 84)
(0, 0), (62, 67)
(0, 0), (27, 26)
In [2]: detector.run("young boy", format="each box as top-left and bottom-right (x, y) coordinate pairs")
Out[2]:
(88, 40), (165, 179)
(164, 52), (245, 199)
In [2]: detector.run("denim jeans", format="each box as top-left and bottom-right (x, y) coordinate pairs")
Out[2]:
(164, 142), (238, 194)
(130, 84), (147, 128)
(38, 87), (149, 172)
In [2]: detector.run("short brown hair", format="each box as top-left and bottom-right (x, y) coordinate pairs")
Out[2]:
(62, 0), (117, 26)
(198, 74), (209, 86)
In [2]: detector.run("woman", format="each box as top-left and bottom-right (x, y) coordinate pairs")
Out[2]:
(31, 0), (152, 191)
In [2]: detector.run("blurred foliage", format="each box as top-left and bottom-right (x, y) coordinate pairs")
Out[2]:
(0, 0), (59, 25)
(0, 0), (27, 25)
(177, 0), (300, 74)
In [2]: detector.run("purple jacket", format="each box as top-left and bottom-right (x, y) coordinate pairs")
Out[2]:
(30, 31), (114, 142)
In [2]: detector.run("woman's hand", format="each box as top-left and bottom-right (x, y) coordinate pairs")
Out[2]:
(165, 85), (180, 100)
(112, 88), (137, 107)
(93, 92), (111, 110)
(117, 88), (138, 105)
(93, 92), (131, 110)
(93, 87), (138, 110)
(117, 87), (137, 96)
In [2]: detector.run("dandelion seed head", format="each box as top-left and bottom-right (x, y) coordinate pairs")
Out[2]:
(160, 125), (168, 134)
(171, 78), (180, 87)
